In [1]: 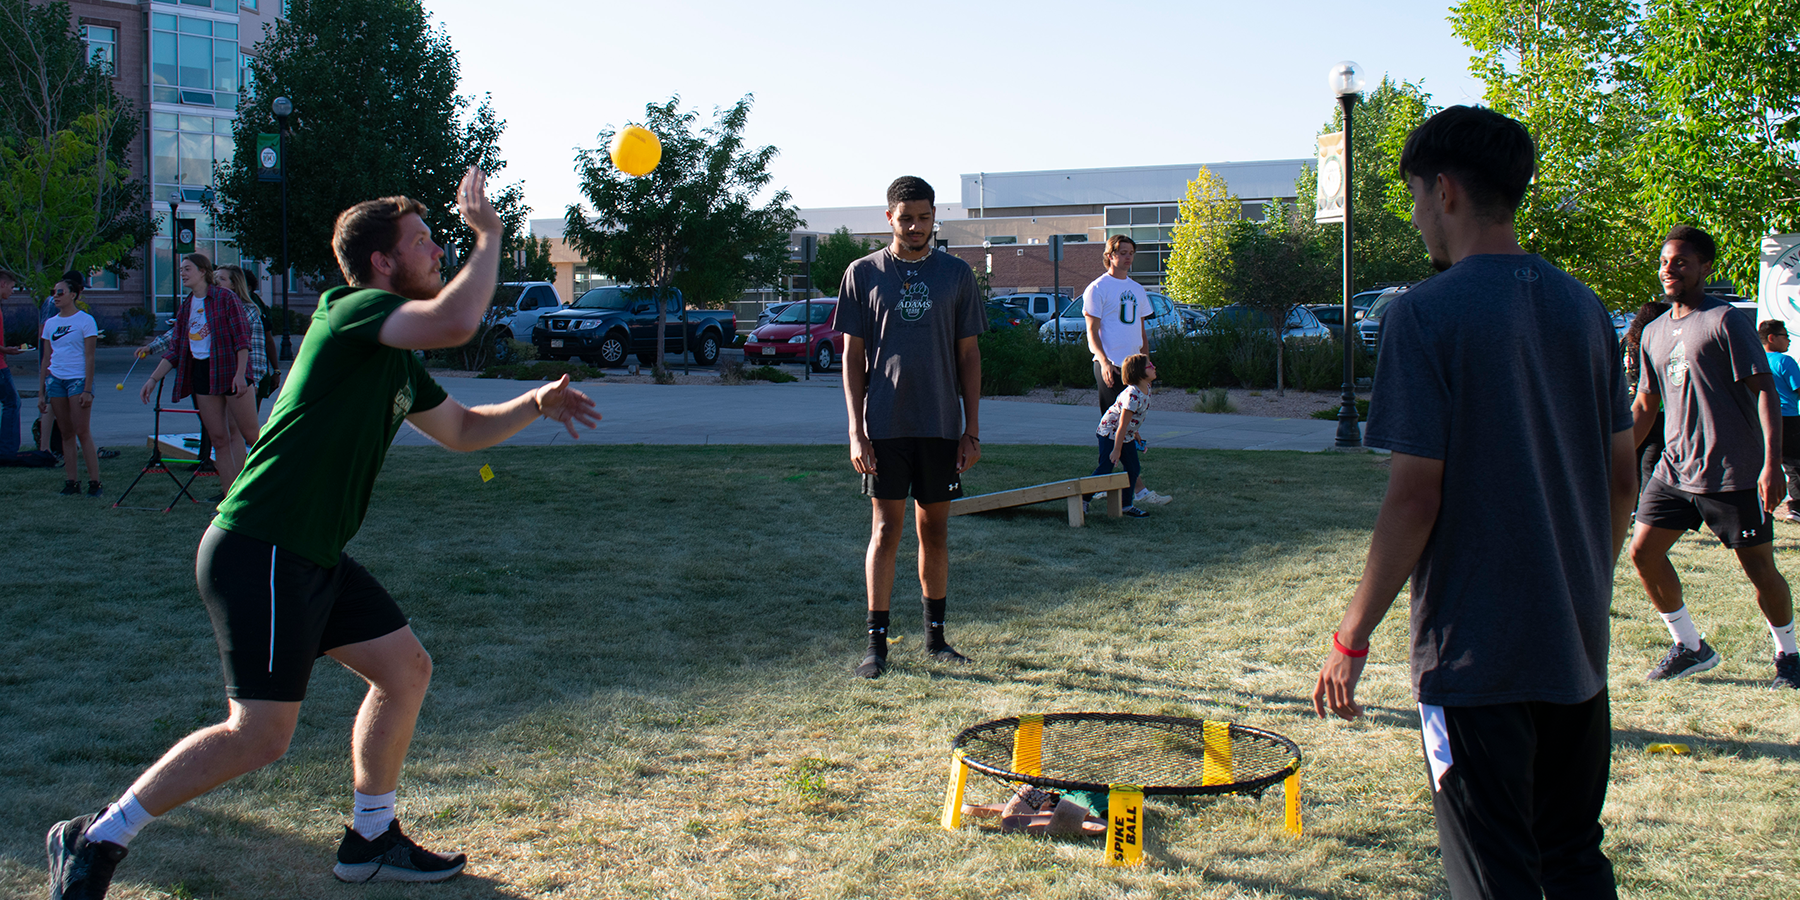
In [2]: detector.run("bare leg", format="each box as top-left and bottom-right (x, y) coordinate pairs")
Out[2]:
(193, 394), (240, 491)
(1735, 544), (1795, 628)
(38, 407), (54, 451)
(225, 388), (260, 448)
(69, 394), (99, 482)
(1628, 522), (1686, 614)
(48, 395), (76, 483)
(325, 627), (432, 794)
(127, 699), (300, 816)
(865, 499), (905, 612)
(915, 500), (950, 599)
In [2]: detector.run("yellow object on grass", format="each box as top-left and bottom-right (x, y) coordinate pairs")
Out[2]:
(479, 464), (495, 482)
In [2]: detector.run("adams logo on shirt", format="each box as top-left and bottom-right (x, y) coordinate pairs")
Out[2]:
(897, 281), (932, 322)
(391, 382), (415, 429)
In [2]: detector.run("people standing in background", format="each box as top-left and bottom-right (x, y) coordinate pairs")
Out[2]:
(136, 253), (251, 498)
(1759, 319), (1800, 524)
(38, 273), (104, 496)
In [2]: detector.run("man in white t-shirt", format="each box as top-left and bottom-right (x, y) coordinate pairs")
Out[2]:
(1082, 235), (1168, 505)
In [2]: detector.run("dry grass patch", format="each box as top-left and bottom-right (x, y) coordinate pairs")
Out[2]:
(0, 446), (1796, 898)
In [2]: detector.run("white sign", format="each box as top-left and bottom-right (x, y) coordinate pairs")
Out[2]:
(1759, 234), (1800, 365)
(1316, 132), (1345, 224)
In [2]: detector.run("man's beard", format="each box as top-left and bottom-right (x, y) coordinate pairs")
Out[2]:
(392, 258), (444, 299)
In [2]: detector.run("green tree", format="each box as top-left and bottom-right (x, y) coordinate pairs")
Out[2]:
(1452, 0), (1652, 305)
(1163, 166), (1238, 306)
(1294, 76), (1439, 292)
(565, 94), (801, 373)
(809, 227), (873, 298)
(0, 0), (153, 292)
(1633, 0), (1800, 288)
(215, 0), (526, 285)
(500, 235), (555, 284)
(1220, 200), (1338, 394)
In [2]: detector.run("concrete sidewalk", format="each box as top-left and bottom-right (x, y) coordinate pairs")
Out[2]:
(13, 347), (1340, 452)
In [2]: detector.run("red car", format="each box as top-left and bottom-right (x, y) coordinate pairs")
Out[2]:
(745, 299), (844, 372)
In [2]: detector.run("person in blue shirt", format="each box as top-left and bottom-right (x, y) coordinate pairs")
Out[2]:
(1760, 319), (1800, 523)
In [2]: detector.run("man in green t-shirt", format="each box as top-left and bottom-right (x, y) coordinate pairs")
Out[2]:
(48, 167), (599, 899)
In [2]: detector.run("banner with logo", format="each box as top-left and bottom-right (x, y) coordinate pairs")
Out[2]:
(256, 133), (282, 182)
(174, 218), (196, 254)
(1315, 132), (1346, 224)
(1759, 234), (1800, 362)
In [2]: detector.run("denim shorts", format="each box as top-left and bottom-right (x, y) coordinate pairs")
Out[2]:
(44, 376), (87, 398)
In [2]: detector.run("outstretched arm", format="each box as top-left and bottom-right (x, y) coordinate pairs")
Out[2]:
(1313, 451), (1444, 720)
(404, 375), (599, 452)
(378, 167), (505, 350)
(844, 334), (875, 475)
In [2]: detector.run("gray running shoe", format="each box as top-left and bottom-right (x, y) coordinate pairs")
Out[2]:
(1773, 652), (1800, 689)
(332, 821), (465, 883)
(47, 814), (127, 900)
(1645, 639), (1720, 681)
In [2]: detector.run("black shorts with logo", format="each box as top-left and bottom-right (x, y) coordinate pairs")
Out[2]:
(196, 524), (410, 702)
(863, 437), (963, 504)
(1637, 478), (1772, 548)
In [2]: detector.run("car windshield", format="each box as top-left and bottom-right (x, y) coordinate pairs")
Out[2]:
(774, 302), (833, 324)
(572, 288), (635, 311)
(492, 285), (524, 308)
(1209, 307), (1276, 329)
(1058, 297), (1084, 317)
(1365, 289), (1404, 319)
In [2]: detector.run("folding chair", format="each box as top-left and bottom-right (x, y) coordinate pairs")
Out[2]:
(113, 381), (218, 512)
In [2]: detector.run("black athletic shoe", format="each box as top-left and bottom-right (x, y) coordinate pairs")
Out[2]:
(855, 652), (887, 679)
(1774, 652), (1800, 689)
(86, 481), (102, 498)
(332, 821), (465, 883)
(96, 448), (119, 459)
(1121, 505), (1149, 518)
(1646, 639), (1721, 681)
(59, 480), (80, 496)
(47, 814), (127, 900)
(929, 644), (971, 663)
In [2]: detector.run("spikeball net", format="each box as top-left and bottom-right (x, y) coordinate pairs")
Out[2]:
(940, 713), (1304, 865)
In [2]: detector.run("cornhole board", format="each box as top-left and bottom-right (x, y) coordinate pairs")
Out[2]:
(948, 472), (1131, 527)
(149, 433), (214, 462)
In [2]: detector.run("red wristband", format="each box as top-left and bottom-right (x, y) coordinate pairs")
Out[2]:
(1332, 631), (1369, 658)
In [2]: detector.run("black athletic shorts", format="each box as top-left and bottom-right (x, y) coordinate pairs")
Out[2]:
(862, 437), (963, 504)
(196, 524), (410, 702)
(1637, 478), (1772, 548)
(186, 355), (213, 395)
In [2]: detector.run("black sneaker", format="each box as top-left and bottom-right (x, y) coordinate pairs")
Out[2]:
(1646, 639), (1721, 681)
(86, 481), (102, 498)
(1122, 505), (1149, 518)
(855, 652), (887, 679)
(1773, 652), (1800, 689)
(47, 814), (128, 900)
(929, 644), (971, 663)
(332, 821), (465, 883)
(96, 448), (119, 459)
(59, 480), (80, 496)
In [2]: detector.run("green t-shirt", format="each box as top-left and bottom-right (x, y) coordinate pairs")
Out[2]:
(215, 287), (448, 567)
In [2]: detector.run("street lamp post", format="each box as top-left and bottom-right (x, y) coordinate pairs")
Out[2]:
(273, 96), (294, 360)
(1329, 61), (1366, 450)
(167, 190), (181, 316)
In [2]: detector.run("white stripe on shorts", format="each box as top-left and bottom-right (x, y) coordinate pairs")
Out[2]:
(268, 545), (278, 673)
(1420, 702), (1453, 791)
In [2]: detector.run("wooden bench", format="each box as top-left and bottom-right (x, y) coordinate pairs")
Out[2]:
(948, 472), (1132, 527)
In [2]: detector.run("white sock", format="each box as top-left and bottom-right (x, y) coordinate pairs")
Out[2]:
(1660, 606), (1702, 650)
(84, 791), (155, 847)
(1771, 619), (1798, 656)
(352, 789), (397, 840)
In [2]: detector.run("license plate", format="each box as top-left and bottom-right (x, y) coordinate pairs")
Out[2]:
(550, 339), (563, 348)
(761, 346), (775, 355)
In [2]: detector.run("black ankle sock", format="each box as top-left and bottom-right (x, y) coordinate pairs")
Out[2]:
(866, 609), (891, 658)
(923, 596), (947, 651)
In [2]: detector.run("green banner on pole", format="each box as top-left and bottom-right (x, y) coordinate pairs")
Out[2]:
(256, 133), (282, 182)
(174, 218), (196, 254)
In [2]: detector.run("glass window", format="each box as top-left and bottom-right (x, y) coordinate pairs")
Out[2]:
(213, 39), (237, 92)
(240, 53), (255, 93)
(1105, 207), (1128, 226)
(178, 33), (210, 86)
(83, 26), (116, 71)
(214, 21), (236, 39)
(177, 16), (211, 34)
(1130, 206), (1158, 225)
(151, 131), (177, 185)
(241, 0), (257, 8)
(1159, 205), (1178, 224)
(152, 12), (176, 30)
(177, 131), (213, 184)
(86, 269), (120, 291)
(1058, 233), (1087, 243)
(152, 31), (177, 87)
(986, 236), (1016, 245)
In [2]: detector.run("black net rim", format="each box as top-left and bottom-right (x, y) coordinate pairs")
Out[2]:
(950, 712), (1302, 797)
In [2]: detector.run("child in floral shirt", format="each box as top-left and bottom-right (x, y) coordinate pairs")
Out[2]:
(1092, 353), (1153, 518)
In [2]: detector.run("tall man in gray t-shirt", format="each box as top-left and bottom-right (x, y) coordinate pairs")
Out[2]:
(837, 176), (985, 679)
(1629, 224), (1798, 689)
(1313, 106), (1636, 899)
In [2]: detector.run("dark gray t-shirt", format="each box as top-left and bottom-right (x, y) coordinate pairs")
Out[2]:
(1366, 254), (1630, 707)
(836, 248), (984, 440)
(1636, 297), (1769, 492)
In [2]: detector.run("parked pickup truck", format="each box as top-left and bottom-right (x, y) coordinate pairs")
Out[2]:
(533, 286), (735, 367)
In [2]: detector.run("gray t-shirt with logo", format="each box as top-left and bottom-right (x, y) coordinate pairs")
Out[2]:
(835, 248), (984, 440)
(1637, 296), (1770, 492)
(1366, 254), (1630, 707)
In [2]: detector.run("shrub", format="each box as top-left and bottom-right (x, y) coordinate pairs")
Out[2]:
(976, 327), (1097, 395)
(1311, 398), (1369, 420)
(1286, 339), (1374, 393)
(1228, 336), (1277, 388)
(1194, 387), (1235, 413)
(744, 364), (796, 383)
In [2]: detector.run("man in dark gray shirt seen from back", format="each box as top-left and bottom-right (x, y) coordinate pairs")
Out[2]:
(1629, 224), (1798, 689)
(1313, 106), (1637, 899)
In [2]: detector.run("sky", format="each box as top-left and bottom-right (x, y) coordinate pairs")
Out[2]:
(421, 0), (1488, 221)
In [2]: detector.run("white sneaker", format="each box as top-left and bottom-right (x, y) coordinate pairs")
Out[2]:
(1135, 489), (1172, 506)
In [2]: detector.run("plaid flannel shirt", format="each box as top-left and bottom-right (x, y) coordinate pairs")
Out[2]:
(162, 285), (251, 401)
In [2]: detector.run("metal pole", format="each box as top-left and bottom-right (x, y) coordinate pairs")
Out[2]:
(803, 258), (812, 381)
(1334, 93), (1363, 449)
(169, 198), (178, 318)
(277, 121), (292, 360)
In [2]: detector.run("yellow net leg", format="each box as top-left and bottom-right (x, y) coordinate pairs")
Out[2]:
(1105, 785), (1145, 866)
(1284, 772), (1302, 836)
(1011, 713), (1044, 777)
(941, 750), (969, 830)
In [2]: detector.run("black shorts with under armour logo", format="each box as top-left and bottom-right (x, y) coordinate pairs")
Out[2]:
(1637, 478), (1772, 548)
(862, 437), (963, 504)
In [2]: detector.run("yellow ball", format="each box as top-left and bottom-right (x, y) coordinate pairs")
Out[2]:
(609, 125), (661, 177)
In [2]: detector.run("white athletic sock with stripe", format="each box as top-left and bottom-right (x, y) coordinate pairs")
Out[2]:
(352, 789), (397, 840)
(1770, 619), (1798, 656)
(84, 791), (155, 847)
(1660, 606), (1702, 650)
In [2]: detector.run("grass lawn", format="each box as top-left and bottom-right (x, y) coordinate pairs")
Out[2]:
(1, 444), (1797, 899)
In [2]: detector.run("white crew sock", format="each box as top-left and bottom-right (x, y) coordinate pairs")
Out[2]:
(1770, 619), (1798, 656)
(1659, 606), (1702, 650)
(84, 791), (155, 847)
(352, 789), (397, 840)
